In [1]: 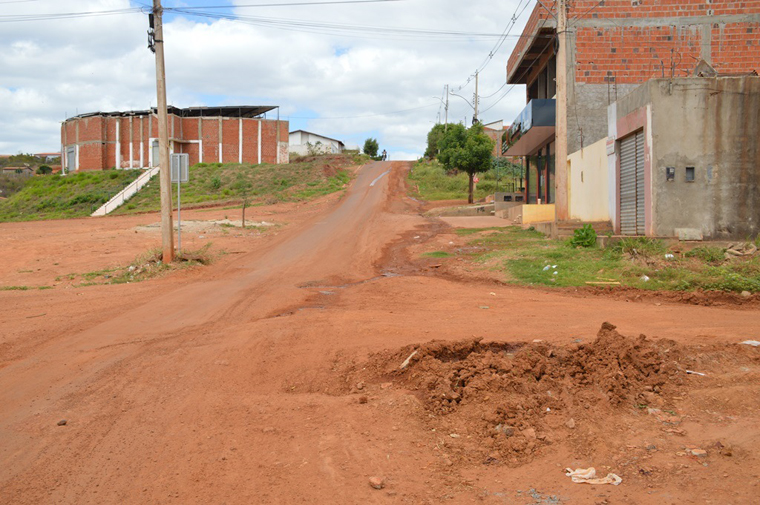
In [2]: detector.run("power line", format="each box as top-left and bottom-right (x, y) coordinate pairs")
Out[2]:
(288, 102), (437, 120)
(455, 0), (534, 91)
(0, 7), (141, 22)
(166, 7), (527, 40)
(175, 0), (406, 9)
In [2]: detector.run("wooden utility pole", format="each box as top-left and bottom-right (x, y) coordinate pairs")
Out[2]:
(555, 0), (569, 222)
(152, 0), (174, 262)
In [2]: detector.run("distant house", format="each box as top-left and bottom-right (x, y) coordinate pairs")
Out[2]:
(289, 130), (345, 156)
(34, 152), (61, 163)
(2, 166), (34, 178)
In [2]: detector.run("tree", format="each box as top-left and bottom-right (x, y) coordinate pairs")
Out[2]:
(363, 138), (379, 157)
(424, 123), (446, 159)
(438, 123), (495, 204)
(37, 165), (53, 175)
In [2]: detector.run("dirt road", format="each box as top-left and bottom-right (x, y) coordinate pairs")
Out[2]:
(1, 161), (758, 504)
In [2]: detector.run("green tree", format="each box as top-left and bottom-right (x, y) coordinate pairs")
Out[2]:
(424, 123), (446, 159)
(438, 123), (495, 204)
(37, 165), (53, 175)
(363, 138), (379, 157)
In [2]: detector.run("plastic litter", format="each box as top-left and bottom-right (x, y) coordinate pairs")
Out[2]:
(552, 265), (558, 269)
(740, 340), (760, 347)
(553, 271), (559, 275)
(640, 275), (650, 282)
(686, 370), (706, 376)
(543, 265), (551, 271)
(664, 253), (675, 259)
(565, 467), (622, 486)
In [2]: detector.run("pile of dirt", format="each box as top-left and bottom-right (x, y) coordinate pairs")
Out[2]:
(343, 323), (688, 466)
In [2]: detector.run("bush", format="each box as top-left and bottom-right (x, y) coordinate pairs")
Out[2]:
(210, 176), (222, 190)
(36, 165), (53, 175)
(685, 246), (725, 264)
(569, 224), (597, 248)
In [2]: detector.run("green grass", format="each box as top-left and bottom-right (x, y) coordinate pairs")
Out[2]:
(1, 285), (30, 291)
(114, 155), (356, 215)
(0, 170), (141, 222)
(421, 251), (453, 258)
(458, 227), (760, 293)
(408, 160), (515, 201)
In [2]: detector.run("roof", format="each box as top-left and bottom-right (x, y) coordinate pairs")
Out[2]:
(2, 166), (33, 171)
(66, 105), (278, 121)
(35, 152), (61, 157)
(507, 4), (556, 84)
(289, 130), (345, 146)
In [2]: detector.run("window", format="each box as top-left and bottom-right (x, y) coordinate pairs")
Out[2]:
(666, 166), (675, 182)
(685, 166), (695, 182)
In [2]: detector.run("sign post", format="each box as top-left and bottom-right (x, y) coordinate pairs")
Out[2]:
(170, 153), (189, 255)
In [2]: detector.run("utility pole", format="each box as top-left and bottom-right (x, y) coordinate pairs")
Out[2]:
(151, 0), (174, 263)
(473, 70), (479, 123)
(555, 0), (569, 222)
(444, 84), (449, 132)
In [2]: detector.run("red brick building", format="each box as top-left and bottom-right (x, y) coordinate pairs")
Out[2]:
(61, 106), (289, 173)
(505, 0), (760, 211)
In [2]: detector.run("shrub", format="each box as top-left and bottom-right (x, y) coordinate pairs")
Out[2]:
(210, 177), (222, 190)
(570, 224), (597, 248)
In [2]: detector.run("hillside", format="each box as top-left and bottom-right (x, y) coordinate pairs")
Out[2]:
(0, 154), (363, 222)
(0, 170), (141, 222)
(114, 154), (359, 215)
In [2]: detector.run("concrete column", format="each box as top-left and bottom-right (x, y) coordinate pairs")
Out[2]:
(257, 120), (262, 164)
(238, 118), (243, 163)
(115, 119), (120, 169)
(218, 117), (223, 163)
(129, 116), (134, 169)
(198, 117), (203, 163)
(140, 116), (144, 168)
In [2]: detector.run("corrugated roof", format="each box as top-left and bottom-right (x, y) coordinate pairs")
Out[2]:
(67, 105), (278, 121)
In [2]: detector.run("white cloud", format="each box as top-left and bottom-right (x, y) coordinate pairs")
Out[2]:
(0, 0), (530, 159)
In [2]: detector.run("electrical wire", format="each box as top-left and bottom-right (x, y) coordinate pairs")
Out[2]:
(175, 0), (406, 9)
(287, 102), (437, 120)
(0, 7), (141, 22)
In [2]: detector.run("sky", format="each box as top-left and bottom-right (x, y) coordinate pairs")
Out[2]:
(0, 0), (534, 160)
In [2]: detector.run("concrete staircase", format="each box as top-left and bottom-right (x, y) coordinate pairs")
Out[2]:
(91, 166), (161, 217)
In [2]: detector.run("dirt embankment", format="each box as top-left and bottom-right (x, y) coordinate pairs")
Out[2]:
(335, 322), (760, 487)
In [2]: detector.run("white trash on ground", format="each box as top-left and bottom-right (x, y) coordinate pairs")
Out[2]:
(740, 340), (760, 347)
(565, 467), (622, 486)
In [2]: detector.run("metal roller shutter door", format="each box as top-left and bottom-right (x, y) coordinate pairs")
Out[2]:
(619, 134), (637, 235)
(635, 130), (646, 235)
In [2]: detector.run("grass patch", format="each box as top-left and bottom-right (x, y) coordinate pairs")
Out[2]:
(454, 227), (509, 236)
(458, 227), (760, 293)
(0, 169), (141, 222)
(408, 160), (509, 201)
(422, 251), (453, 258)
(114, 154), (356, 215)
(59, 244), (216, 287)
(1, 285), (30, 291)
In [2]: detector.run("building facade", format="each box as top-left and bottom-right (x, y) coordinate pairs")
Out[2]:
(61, 106), (289, 173)
(288, 130), (345, 156)
(505, 0), (760, 228)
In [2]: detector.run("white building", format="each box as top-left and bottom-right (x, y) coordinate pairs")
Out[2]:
(289, 130), (345, 156)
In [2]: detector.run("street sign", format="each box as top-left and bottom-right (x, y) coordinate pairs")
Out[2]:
(171, 153), (189, 183)
(170, 153), (190, 255)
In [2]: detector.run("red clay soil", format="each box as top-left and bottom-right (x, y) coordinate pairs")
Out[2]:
(1, 161), (759, 504)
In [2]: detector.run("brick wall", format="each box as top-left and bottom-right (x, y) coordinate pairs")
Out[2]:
(511, 1), (760, 85)
(62, 111), (289, 171)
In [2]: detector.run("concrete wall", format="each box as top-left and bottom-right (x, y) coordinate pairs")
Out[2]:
(611, 76), (760, 239)
(568, 137), (611, 222)
(289, 131), (342, 155)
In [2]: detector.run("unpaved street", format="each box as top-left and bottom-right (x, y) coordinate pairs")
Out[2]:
(1, 161), (759, 504)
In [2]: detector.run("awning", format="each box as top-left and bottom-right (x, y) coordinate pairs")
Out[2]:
(505, 126), (555, 156)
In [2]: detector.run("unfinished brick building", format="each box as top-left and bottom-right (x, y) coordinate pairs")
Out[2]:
(61, 106), (289, 172)
(504, 0), (760, 226)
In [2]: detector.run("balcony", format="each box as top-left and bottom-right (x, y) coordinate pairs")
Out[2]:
(503, 99), (556, 156)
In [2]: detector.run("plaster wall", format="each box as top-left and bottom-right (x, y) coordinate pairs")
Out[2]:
(568, 137), (611, 222)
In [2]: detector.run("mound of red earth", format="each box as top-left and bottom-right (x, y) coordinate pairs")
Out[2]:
(342, 323), (692, 466)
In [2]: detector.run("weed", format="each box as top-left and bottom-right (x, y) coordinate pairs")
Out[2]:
(1, 285), (30, 291)
(613, 237), (666, 257)
(685, 246), (725, 264)
(569, 224), (597, 248)
(422, 251), (453, 258)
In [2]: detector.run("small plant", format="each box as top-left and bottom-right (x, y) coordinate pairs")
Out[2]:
(210, 176), (222, 190)
(36, 165), (53, 175)
(685, 246), (726, 264)
(422, 251), (453, 258)
(613, 237), (665, 257)
(570, 224), (597, 248)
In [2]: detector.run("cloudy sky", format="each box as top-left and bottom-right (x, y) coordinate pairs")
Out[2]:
(1, 0), (534, 159)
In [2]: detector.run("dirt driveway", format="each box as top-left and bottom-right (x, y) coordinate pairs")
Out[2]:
(1, 161), (758, 504)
